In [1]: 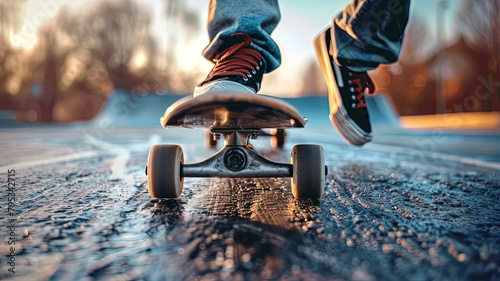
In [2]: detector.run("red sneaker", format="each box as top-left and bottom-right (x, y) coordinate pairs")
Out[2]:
(194, 33), (265, 97)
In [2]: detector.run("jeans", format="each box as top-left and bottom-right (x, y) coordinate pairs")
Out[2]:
(203, 0), (411, 73)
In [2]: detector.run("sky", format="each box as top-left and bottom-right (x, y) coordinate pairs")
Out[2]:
(12, 0), (463, 97)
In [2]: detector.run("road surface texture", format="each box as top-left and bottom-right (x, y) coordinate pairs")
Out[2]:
(1, 125), (499, 281)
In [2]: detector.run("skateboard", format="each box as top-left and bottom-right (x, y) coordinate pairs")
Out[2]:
(146, 92), (327, 199)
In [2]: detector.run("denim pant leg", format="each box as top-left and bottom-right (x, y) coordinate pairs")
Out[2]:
(203, 0), (281, 73)
(332, 0), (411, 72)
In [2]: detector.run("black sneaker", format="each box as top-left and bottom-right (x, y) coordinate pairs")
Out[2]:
(194, 33), (265, 97)
(314, 27), (375, 146)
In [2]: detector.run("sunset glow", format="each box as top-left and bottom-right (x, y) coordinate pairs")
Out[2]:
(9, 0), (462, 97)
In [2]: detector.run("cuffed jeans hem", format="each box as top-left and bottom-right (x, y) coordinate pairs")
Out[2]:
(331, 21), (402, 73)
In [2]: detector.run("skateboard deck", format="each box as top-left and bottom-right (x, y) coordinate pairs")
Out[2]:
(160, 92), (308, 129)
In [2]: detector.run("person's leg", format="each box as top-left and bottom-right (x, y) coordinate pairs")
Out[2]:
(333, 0), (411, 72)
(195, 0), (281, 96)
(314, 0), (410, 146)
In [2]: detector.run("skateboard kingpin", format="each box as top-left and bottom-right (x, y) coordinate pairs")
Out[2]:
(146, 92), (327, 199)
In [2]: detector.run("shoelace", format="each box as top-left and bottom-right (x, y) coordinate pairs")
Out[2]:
(210, 33), (263, 81)
(347, 73), (375, 109)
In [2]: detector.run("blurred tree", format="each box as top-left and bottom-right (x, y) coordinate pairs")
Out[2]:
(456, 0), (500, 56)
(162, 0), (202, 92)
(30, 0), (163, 122)
(0, 0), (26, 43)
(1, 0), (206, 122)
(454, 0), (500, 111)
(372, 3), (500, 116)
(0, 0), (27, 110)
(79, 0), (159, 90)
(164, 0), (199, 34)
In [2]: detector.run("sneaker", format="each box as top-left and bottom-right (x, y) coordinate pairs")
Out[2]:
(314, 27), (375, 146)
(194, 33), (265, 97)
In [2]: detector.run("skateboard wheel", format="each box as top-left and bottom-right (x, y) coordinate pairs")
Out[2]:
(271, 129), (286, 149)
(291, 145), (325, 199)
(147, 144), (184, 198)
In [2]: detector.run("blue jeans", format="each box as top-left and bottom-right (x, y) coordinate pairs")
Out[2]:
(203, 0), (410, 73)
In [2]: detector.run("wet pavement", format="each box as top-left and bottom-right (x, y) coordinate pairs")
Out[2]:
(0, 126), (499, 281)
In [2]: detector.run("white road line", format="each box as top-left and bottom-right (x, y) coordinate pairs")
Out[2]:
(458, 157), (500, 170)
(0, 151), (101, 171)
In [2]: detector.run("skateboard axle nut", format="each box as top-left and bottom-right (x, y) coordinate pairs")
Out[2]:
(224, 148), (246, 171)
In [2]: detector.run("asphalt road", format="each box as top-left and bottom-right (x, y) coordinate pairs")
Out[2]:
(0, 125), (499, 281)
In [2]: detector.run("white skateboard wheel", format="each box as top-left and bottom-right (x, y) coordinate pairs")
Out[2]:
(291, 145), (325, 199)
(147, 145), (184, 198)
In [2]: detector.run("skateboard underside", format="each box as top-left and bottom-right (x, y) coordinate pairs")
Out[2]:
(160, 92), (308, 129)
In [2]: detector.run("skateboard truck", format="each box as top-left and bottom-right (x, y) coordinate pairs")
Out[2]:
(206, 128), (283, 150)
(147, 128), (327, 199)
(182, 129), (294, 178)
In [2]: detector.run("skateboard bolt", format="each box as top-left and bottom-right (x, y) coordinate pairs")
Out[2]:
(224, 149), (246, 171)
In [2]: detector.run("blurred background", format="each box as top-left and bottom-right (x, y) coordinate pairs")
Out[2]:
(0, 0), (499, 125)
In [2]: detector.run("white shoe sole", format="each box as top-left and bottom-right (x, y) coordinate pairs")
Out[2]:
(314, 31), (372, 146)
(193, 80), (256, 98)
